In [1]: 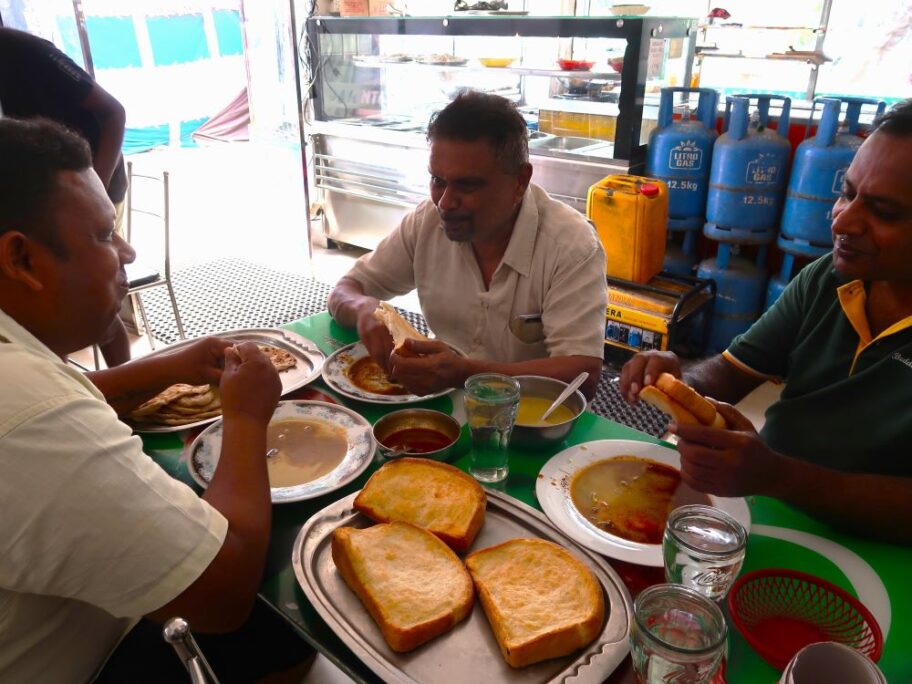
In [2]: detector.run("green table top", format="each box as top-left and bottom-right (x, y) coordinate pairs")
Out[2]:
(142, 312), (911, 683)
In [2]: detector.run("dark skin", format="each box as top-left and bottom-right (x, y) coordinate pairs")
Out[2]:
(618, 130), (912, 545)
(328, 136), (602, 399)
(0, 167), (282, 630)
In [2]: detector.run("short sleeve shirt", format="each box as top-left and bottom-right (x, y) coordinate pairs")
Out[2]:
(343, 183), (608, 362)
(0, 27), (126, 202)
(0, 308), (227, 682)
(724, 254), (912, 476)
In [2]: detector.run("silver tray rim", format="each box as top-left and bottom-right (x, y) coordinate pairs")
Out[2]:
(292, 488), (632, 684)
(130, 327), (326, 434)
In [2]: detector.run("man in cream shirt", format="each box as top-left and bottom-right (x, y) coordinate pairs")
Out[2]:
(0, 118), (303, 681)
(329, 91), (607, 399)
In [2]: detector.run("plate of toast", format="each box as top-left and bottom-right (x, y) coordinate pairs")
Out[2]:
(187, 400), (375, 503)
(293, 458), (632, 683)
(127, 328), (325, 433)
(536, 439), (751, 566)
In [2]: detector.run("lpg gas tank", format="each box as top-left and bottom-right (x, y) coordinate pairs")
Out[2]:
(778, 97), (885, 257)
(646, 87), (719, 231)
(705, 95), (792, 244)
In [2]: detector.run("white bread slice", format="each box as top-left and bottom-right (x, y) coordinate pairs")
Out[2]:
(332, 522), (474, 652)
(373, 302), (428, 352)
(639, 385), (701, 425)
(354, 458), (486, 552)
(465, 538), (605, 668)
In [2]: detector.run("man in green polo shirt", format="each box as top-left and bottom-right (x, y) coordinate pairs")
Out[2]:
(619, 98), (912, 545)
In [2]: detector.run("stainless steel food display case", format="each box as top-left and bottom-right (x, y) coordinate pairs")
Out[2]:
(299, 14), (697, 250)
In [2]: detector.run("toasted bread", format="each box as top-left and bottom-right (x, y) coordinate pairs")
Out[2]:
(332, 522), (474, 652)
(373, 302), (428, 353)
(354, 458), (486, 552)
(638, 385), (701, 425)
(465, 538), (605, 668)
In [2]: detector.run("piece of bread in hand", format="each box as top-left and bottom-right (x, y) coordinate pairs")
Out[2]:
(373, 302), (428, 353)
(332, 522), (474, 652)
(640, 373), (728, 428)
(465, 538), (605, 668)
(354, 458), (486, 552)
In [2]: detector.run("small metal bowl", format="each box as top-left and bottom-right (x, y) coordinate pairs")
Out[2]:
(373, 408), (461, 461)
(510, 375), (586, 450)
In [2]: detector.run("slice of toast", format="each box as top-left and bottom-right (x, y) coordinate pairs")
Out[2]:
(332, 522), (474, 652)
(638, 385), (701, 425)
(465, 538), (605, 668)
(354, 458), (486, 552)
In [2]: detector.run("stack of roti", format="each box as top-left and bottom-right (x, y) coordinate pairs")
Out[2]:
(129, 343), (297, 427)
(130, 384), (222, 426)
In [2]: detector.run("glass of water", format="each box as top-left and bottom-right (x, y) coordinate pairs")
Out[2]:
(663, 504), (747, 602)
(630, 583), (728, 684)
(463, 373), (520, 484)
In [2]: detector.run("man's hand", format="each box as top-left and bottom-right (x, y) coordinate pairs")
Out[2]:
(355, 302), (395, 372)
(619, 350), (682, 404)
(219, 342), (281, 424)
(160, 336), (234, 387)
(388, 338), (467, 395)
(671, 400), (783, 498)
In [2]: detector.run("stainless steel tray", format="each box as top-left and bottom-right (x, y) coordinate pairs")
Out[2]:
(292, 489), (632, 684)
(130, 328), (325, 434)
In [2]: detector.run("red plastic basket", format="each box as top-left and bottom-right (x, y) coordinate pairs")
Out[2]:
(728, 569), (883, 670)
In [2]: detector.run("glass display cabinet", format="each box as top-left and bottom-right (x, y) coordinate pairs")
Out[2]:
(301, 14), (697, 249)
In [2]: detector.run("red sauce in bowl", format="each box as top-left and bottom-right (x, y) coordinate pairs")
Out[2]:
(383, 427), (452, 454)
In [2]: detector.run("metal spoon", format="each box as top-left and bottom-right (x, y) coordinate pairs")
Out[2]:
(540, 371), (589, 422)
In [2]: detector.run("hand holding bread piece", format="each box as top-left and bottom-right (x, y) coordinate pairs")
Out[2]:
(465, 538), (605, 668)
(332, 522), (474, 652)
(640, 373), (728, 429)
(354, 458), (486, 552)
(373, 302), (429, 354)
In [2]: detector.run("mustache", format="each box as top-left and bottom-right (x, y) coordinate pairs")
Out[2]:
(439, 211), (472, 222)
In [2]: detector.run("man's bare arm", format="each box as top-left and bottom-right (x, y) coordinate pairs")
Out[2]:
(80, 83), (125, 189)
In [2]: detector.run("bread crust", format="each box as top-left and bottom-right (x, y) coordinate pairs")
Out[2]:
(354, 458), (486, 552)
(639, 385), (701, 425)
(465, 538), (605, 668)
(373, 302), (428, 352)
(655, 373), (717, 425)
(332, 522), (474, 652)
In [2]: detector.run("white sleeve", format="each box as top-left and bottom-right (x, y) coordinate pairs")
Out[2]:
(0, 395), (227, 618)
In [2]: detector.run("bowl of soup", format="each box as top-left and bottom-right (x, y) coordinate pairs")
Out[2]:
(510, 375), (586, 450)
(373, 408), (461, 461)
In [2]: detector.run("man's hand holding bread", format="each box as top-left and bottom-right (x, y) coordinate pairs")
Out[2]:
(373, 303), (470, 396)
(621, 350), (788, 501)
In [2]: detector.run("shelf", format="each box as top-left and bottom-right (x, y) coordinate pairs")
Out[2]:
(350, 59), (622, 80)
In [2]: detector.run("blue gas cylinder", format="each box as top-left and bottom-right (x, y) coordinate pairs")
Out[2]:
(697, 244), (769, 353)
(663, 231), (699, 275)
(646, 87), (719, 231)
(704, 95), (792, 244)
(778, 97), (885, 257)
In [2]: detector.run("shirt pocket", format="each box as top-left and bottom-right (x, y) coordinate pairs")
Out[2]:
(508, 313), (545, 345)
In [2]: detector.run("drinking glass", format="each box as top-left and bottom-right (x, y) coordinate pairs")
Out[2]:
(630, 583), (728, 684)
(663, 504), (747, 601)
(463, 373), (520, 484)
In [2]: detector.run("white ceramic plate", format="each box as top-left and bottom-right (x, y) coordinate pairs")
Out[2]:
(535, 439), (751, 567)
(130, 328), (325, 434)
(187, 401), (375, 504)
(321, 342), (456, 405)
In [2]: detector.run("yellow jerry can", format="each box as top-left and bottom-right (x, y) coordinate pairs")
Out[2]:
(587, 174), (668, 284)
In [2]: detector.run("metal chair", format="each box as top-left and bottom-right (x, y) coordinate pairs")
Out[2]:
(163, 618), (220, 684)
(125, 160), (186, 349)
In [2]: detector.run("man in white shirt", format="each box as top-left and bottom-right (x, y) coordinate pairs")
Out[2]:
(0, 117), (302, 681)
(328, 90), (607, 399)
